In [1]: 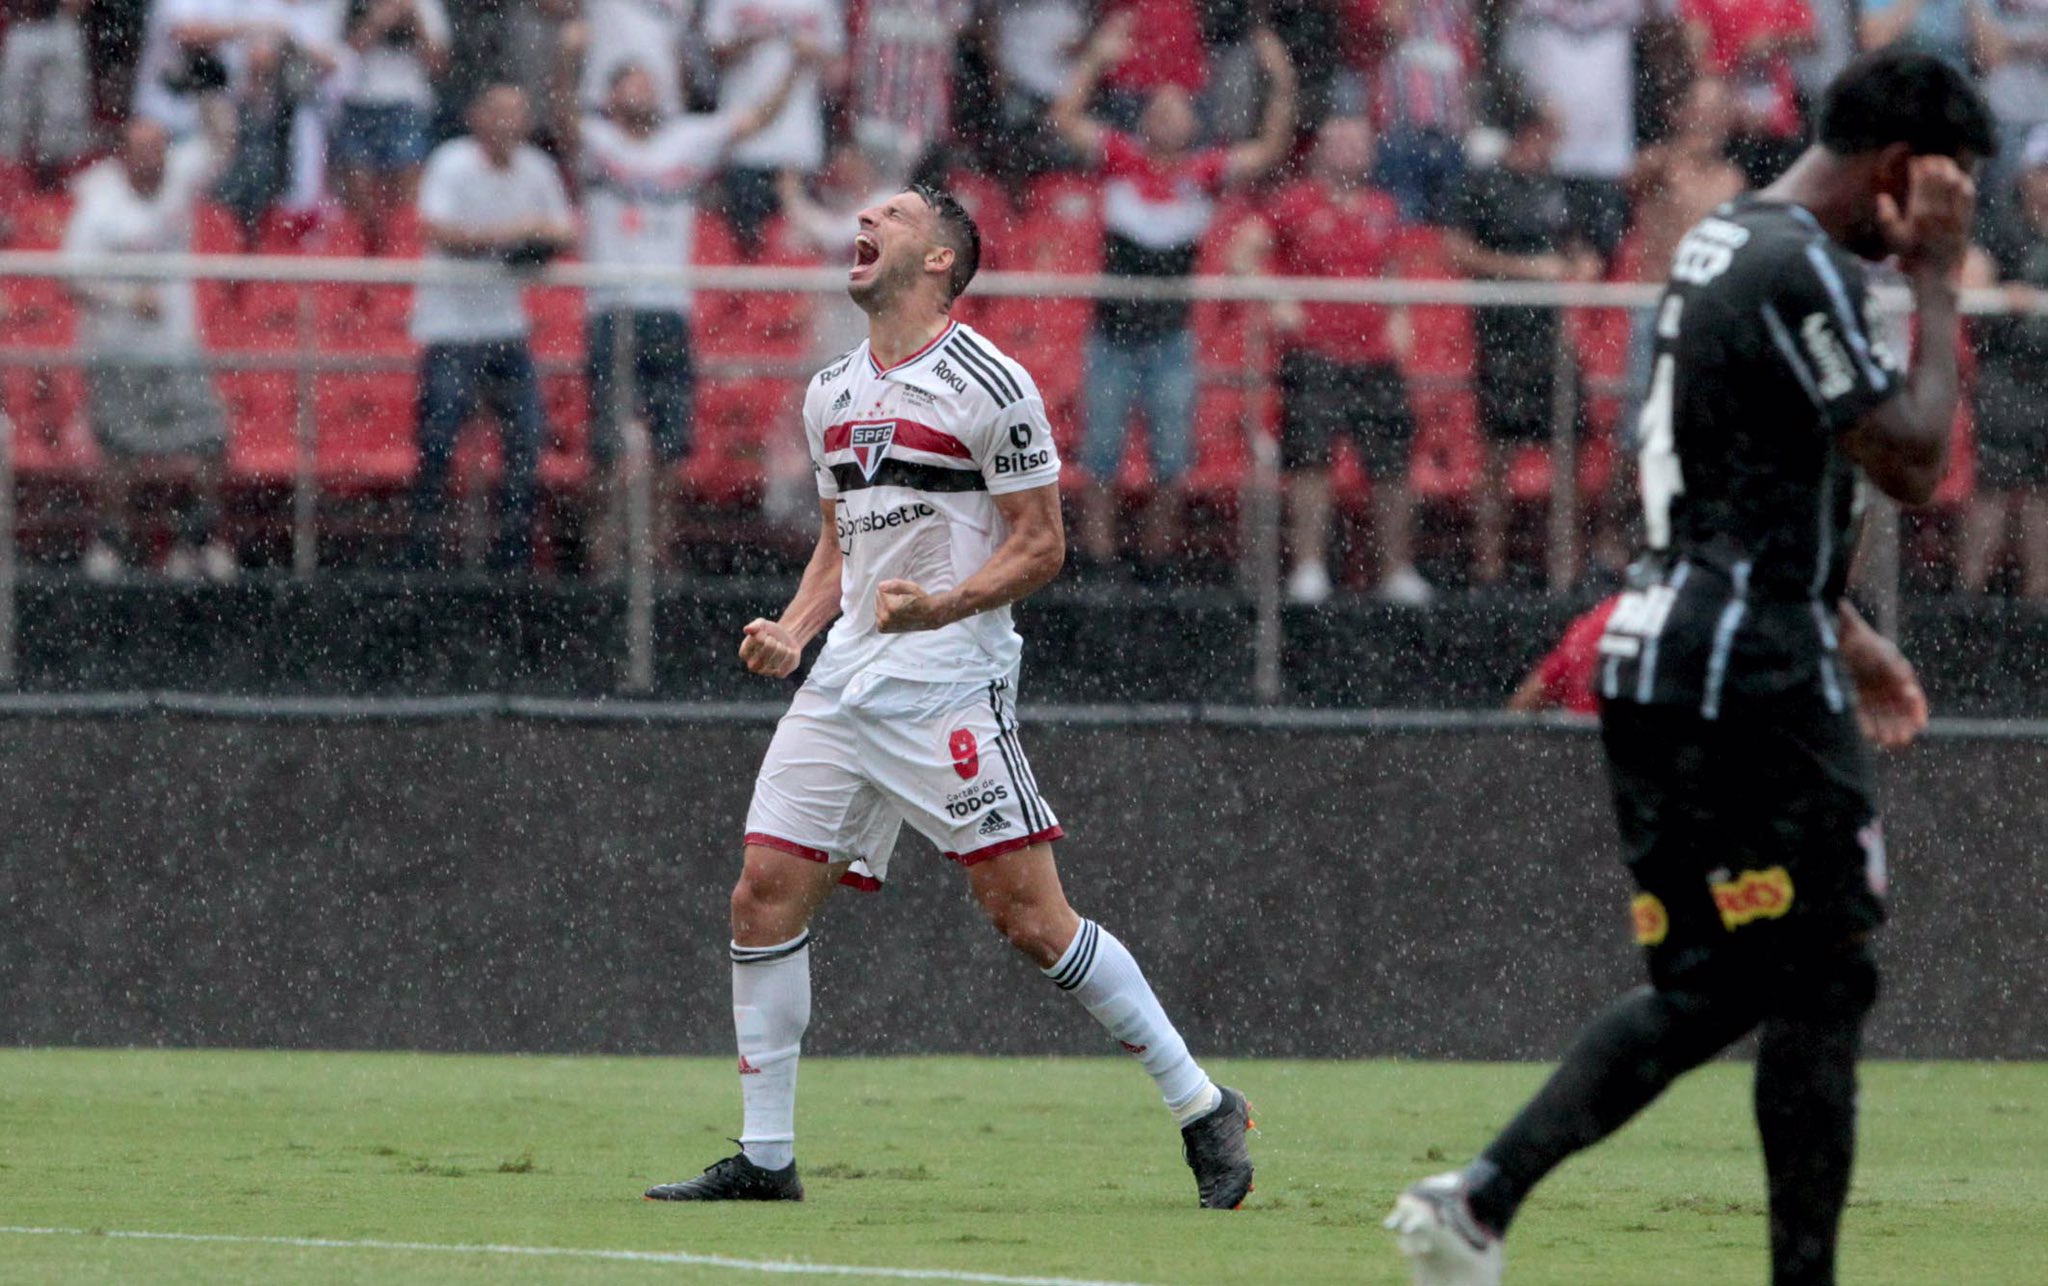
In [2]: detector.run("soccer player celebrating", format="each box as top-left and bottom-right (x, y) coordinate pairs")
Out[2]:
(1387, 50), (1990, 1285)
(644, 186), (1254, 1208)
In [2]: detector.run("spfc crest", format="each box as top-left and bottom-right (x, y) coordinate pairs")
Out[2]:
(849, 421), (895, 480)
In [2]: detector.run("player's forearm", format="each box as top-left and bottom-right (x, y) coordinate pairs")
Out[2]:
(924, 528), (1065, 627)
(777, 543), (843, 647)
(1887, 274), (1962, 496)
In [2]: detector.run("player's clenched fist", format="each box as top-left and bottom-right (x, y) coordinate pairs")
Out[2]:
(875, 579), (952, 633)
(1878, 154), (1977, 279)
(738, 618), (800, 677)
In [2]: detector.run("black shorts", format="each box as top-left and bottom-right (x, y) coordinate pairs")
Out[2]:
(1475, 344), (1586, 446)
(1972, 368), (2048, 490)
(1599, 697), (1885, 993)
(1278, 351), (1417, 475)
(587, 309), (695, 466)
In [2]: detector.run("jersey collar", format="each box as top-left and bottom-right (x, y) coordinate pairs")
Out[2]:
(866, 320), (959, 378)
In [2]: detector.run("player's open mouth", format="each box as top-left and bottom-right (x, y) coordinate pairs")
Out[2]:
(851, 234), (880, 276)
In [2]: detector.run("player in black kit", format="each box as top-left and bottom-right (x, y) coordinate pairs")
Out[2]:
(1386, 50), (1994, 1286)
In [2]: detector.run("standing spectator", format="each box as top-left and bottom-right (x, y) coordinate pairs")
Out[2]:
(565, 52), (813, 574)
(851, 0), (971, 172)
(0, 0), (95, 188)
(975, 0), (1088, 177)
(333, 0), (451, 253)
(64, 120), (237, 583)
(133, 0), (250, 140)
(576, 0), (695, 117)
(1233, 114), (1433, 606)
(1443, 86), (1600, 588)
(1503, 0), (1652, 261)
(1367, 0), (1479, 224)
(210, 0), (345, 237)
(1859, 0), (1982, 66)
(503, 0), (581, 139)
(1683, 0), (1816, 185)
(703, 0), (846, 254)
(1097, 0), (1210, 125)
(1962, 128), (2048, 597)
(1051, 15), (1296, 577)
(1974, 0), (2048, 226)
(407, 84), (576, 571)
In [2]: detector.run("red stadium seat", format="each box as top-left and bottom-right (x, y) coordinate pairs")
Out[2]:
(4, 366), (93, 478)
(219, 370), (299, 482)
(314, 372), (416, 489)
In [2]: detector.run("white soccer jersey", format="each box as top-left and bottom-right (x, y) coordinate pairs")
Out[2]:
(803, 319), (1060, 689)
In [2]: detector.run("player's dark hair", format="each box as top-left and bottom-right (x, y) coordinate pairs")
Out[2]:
(911, 183), (980, 304)
(1818, 48), (1996, 160)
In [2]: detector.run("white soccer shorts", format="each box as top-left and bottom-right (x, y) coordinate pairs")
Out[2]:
(744, 671), (1063, 890)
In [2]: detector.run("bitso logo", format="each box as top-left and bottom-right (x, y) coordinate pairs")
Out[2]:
(1710, 866), (1795, 931)
(948, 729), (979, 780)
(1008, 423), (1033, 449)
(848, 421), (896, 480)
(1631, 893), (1668, 946)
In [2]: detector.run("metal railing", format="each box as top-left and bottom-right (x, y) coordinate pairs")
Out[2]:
(0, 251), (2013, 696)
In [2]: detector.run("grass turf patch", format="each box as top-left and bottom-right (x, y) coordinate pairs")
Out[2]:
(0, 1051), (2039, 1284)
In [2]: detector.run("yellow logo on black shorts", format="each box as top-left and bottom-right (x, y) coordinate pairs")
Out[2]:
(1710, 866), (1795, 931)
(1631, 893), (1669, 946)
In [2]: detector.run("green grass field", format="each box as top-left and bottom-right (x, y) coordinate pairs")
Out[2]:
(0, 1051), (2039, 1285)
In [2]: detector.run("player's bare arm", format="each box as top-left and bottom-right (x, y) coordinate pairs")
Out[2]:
(738, 499), (842, 678)
(1836, 600), (1929, 749)
(875, 484), (1064, 633)
(1840, 154), (1977, 505)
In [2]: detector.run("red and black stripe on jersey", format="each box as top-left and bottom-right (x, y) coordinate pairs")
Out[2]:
(823, 418), (987, 494)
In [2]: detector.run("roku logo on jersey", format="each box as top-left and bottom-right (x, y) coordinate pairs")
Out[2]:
(930, 358), (969, 394)
(837, 503), (934, 540)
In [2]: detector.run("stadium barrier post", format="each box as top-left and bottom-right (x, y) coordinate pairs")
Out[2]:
(292, 283), (317, 575)
(1546, 308), (1580, 592)
(0, 392), (15, 686)
(615, 312), (655, 694)
(1242, 308), (1283, 703)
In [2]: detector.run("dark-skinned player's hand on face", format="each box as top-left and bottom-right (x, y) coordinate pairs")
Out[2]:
(1877, 154), (1976, 280)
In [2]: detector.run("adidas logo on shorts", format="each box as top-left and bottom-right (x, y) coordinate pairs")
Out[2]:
(977, 810), (1012, 837)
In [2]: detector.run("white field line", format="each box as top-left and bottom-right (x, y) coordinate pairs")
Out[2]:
(0, 1225), (1166, 1286)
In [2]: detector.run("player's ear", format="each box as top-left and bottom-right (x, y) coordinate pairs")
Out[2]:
(926, 244), (955, 278)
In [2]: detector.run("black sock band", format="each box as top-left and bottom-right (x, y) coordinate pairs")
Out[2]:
(730, 932), (810, 966)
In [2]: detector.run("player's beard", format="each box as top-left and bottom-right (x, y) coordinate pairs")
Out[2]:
(848, 251), (918, 316)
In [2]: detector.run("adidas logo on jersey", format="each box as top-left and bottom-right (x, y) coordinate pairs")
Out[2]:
(831, 388), (852, 412)
(977, 810), (1012, 836)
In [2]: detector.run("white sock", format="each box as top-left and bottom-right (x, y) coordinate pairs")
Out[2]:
(1044, 919), (1218, 1123)
(730, 931), (810, 1171)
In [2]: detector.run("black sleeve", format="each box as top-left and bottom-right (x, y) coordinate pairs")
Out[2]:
(1754, 239), (1902, 436)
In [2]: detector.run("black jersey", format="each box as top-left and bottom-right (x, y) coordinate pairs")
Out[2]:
(1600, 197), (1905, 716)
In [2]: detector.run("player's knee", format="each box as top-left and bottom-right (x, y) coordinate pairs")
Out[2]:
(729, 869), (799, 939)
(981, 898), (1065, 965)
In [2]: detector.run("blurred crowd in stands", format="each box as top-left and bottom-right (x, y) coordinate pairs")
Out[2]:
(3, 0), (2048, 598)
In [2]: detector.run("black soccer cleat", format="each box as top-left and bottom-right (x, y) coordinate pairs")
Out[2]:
(644, 1151), (804, 1202)
(1180, 1085), (1255, 1210)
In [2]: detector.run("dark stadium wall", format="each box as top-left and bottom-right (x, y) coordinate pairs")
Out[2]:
(0, 711), (2041, 1060)
(20, 580), (2048, 715)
